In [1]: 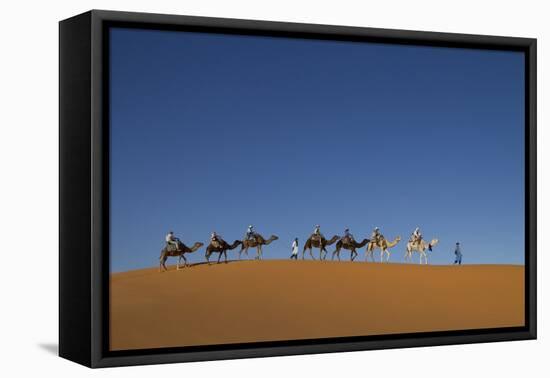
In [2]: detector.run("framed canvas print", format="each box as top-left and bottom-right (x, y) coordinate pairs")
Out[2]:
(59, 10), (536, 368)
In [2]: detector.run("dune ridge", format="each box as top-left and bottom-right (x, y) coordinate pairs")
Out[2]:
(110, 260), (524, 351)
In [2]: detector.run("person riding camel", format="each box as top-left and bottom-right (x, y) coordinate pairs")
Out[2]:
(211, 231), (222, 247)
(245, 225), (256, 242)
(371, 227), (383, 245)
(313, 224), (322, 242)
(165, 230), (181, 252)
(410, 227), (422, 245)
(343, 228), (355, 243)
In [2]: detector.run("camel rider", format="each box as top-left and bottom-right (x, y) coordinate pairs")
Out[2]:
(211, 231), (221, 245)
(411, 227), (422, 244)
(313, 225), (322, 241)
(165, 231), (180, 251)
(371, 227), (382, 245)
(245, 225), (256, 241)
(343, 228), (355, 242)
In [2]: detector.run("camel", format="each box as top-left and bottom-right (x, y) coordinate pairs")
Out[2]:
(404, 238), (439, 264)
(365, 236), (401, 262)
(302, 234), (340, 260)
(239, 234), (279, 260)
(159, 241), (204, 272)
(332, 237), (370, 261)
(205, 239), (242, 264)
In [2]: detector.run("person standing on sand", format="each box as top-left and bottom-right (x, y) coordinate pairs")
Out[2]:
(290, 238), (299, 260)
(454, 242), (462, 265)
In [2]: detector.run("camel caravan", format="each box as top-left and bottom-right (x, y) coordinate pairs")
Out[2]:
(160, 226), (279, 271)
(159, 225), (438, 272)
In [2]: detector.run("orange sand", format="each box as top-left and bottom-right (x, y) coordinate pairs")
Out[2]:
(110, 260), (524, 351)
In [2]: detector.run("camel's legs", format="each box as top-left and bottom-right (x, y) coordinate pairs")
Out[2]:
(301, 248), (306, 260)
(368, 250), (372, 262)
(256, 246), (262, 260)
(224, 250), (228, 263)
(181, 254), (188, 268)
(177, 256), (181, 270)
(366, 244), (375, 262)
(419, 251), (425, 264)
(309, 248), (315, 260)
(240, 247), (248, 260)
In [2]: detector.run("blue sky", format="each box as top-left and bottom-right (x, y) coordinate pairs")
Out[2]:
(109, 27), (525, 272)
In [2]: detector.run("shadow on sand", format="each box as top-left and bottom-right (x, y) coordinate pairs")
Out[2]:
(166, 259), (243, 270)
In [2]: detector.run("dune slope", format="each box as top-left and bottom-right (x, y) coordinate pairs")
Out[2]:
(110, 260), (524, 351)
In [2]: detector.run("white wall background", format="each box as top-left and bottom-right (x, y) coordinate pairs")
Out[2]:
(0, 0), (547, 376)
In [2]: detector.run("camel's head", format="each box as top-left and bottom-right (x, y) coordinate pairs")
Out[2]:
(430, 238), (439, 247)
(395, 236), (402, 242)
(194, 242), (205, 248)
(270, 235), (279, 241)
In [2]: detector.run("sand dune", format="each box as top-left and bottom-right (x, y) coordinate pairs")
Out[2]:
(110, 260), (524, 351)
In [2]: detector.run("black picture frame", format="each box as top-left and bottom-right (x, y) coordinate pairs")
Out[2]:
(59, 9), (537, 368)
